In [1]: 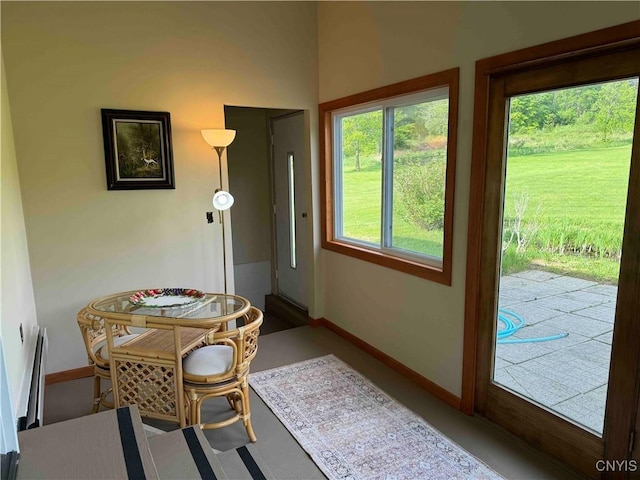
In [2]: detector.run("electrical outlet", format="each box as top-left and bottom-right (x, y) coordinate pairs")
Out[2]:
(19, 323), (24, 344)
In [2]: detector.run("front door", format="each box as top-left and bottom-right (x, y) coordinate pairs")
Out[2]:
(271, 112), (308, 309)
(473, 35), (640, 477)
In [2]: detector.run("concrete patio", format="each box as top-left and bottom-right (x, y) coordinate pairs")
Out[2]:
(494, 269), (617, 434)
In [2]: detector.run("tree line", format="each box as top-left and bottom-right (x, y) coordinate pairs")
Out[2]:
(509, 79), (638, 141)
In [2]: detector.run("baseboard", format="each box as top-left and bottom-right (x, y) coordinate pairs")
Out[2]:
(308, 316), (323, 327)
(48, 320), (463, 412)
(45, 366), (93, 386)
(316, 318), (462, 410)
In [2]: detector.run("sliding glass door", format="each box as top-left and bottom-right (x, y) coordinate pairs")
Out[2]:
(494, 78), (636, 436)
(473, 37), (640, 477)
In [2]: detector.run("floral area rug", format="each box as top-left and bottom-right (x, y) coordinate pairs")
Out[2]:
(250, 355), (504, 480)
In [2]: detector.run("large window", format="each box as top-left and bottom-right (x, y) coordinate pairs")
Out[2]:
(320, 69), (459, 284)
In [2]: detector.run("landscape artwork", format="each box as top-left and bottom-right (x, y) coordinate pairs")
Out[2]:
(102, 109), (175, 190)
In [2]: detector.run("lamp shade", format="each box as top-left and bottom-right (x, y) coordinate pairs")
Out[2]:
(213, 190), (235, 211)
(201, 129), (236, 148)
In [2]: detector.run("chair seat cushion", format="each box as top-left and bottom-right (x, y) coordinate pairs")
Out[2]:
(97, 334), (140, 360)
(183, 345), (233, 377)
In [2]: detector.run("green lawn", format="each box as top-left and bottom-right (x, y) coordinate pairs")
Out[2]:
(339, 144), (632, 283)
(342, 166), (381, 244)
(341, 163), (443, 257)
(504, 145), (631, 227)
(503, 144), (631, 282)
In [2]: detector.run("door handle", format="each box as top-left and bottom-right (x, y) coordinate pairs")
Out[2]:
(301, 212), (307, 218)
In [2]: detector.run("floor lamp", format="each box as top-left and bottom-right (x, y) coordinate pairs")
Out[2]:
(201, 129), (236, 295)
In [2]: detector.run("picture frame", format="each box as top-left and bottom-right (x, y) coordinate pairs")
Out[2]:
(101, 109), (175, 190)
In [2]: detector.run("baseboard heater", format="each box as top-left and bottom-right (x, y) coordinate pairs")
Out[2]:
(18, 328), (47, 431)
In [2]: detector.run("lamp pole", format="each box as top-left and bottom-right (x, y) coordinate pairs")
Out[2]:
(214, 147), (228, 295)
(201, 129), (236, 297)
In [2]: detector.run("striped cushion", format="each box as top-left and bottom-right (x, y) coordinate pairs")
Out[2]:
(183, 345), (233, 377)
(98, 334), (140, 360)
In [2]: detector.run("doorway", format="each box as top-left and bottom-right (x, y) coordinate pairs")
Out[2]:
(224, 106), (309, 319)
(466, 24), (640, 478)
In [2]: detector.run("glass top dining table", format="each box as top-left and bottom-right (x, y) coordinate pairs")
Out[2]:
(80, 290), (252, 427)
(86, 290), (250, 328)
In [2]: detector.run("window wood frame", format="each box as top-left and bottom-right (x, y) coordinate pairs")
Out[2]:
(319, 68), (459, 285)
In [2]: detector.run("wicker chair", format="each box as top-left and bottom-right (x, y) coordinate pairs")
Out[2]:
(183, 306), (263, 442)
(77, 308), (139, 412)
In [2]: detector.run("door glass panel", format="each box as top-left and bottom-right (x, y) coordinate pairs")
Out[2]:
(287, 152), (297, 269)
(493, 78), (638, 435)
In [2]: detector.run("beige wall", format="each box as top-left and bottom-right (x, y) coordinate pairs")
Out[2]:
(2, 1), (318, 373)
(4, 0), (636, 398)
(1, 54), (39, 410)
(318, 2), (639, 397)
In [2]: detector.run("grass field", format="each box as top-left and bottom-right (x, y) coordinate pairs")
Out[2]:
(339, 144), (632, 283)
(341, 161), (443, 258)
(504, 145), (630, 228)
(503, 144), (631, 283)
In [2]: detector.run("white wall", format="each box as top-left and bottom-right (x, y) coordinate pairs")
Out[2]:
(1, 53), (39, 414)
(1, 1), (318, 373)
(318, 2), (639, 397)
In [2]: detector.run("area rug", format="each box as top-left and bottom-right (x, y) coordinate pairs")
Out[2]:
(250, 355), (503, 480)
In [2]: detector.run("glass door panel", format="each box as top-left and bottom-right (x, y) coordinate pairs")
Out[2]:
(493, 79), (638, 435)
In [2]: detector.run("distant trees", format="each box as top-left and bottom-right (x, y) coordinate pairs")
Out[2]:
(340, 80), (637, 173)
(341, 98), (451, 172)
(394, 99), (449, 150)
(593, 81), (638, 141)
(509, 79), (638, 141)
(341, 110), (382, 171)
(341, 99), (451, 233)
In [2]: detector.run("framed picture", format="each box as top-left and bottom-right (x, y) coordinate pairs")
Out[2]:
(101, 109), (175, 190)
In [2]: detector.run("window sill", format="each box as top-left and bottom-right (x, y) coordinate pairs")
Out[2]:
(322, 238), (451, 285)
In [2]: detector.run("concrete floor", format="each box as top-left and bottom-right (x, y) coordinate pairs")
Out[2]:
(46, 325), (585, 479)
(495, 269), (617, 434)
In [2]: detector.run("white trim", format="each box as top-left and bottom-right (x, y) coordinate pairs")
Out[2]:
(331, 88), (450, 267)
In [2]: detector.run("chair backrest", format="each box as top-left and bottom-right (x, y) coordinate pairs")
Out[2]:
(77, 308), (131, 369)
(236, 306), (262, 369)
(185, 306), (263, 384)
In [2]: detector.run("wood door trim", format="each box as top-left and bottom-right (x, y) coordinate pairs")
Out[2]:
(475, 21), (640, 76)
(464, 20), (640, 477)
(464, 18), (640, 418)
(473, 76), (509, 415)
(504, 48), (640, 98)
